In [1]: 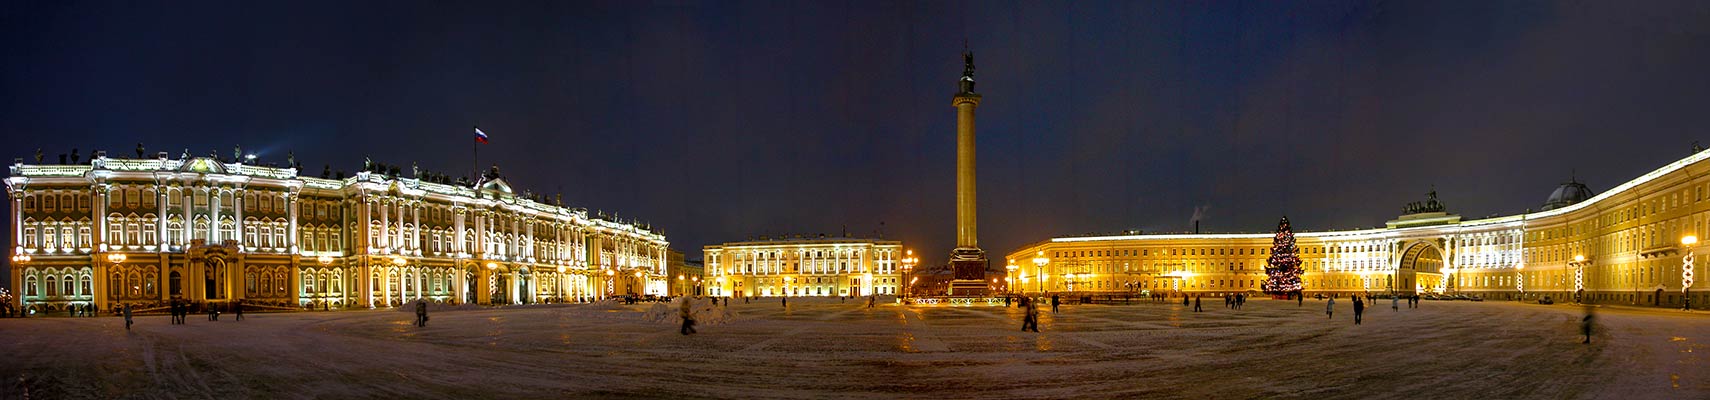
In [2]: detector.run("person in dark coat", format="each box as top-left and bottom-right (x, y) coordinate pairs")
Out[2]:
(234, 299), (244, 321)
(679, 297), (697, 335)
(1581, 306), (1595, 344)
(1050, 294), (1060, 314)
(1021, 297), (1040, 332)
(122, 304), (133, 330)
(414, 300), (428, 327)
(1193, 295), (1203, 312)
(1352, 296), (1365, 325)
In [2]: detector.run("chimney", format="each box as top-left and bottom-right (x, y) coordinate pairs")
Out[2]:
(1194, 220), (1200, 234)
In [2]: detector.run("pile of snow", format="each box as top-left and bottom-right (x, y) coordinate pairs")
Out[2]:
(641, 297), (737, 326)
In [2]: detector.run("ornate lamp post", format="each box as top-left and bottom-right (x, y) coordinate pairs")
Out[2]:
(1683, 236), (1697, 311)
(899, 250), (917, 298)
(1569, 254), (1589, 303)
(1032, 251), (1049, 294)
(1006, 258), (1019, 295)
(9, 254), (27, 317)
(604, 268), (615, 298)
(634, 270), (644, 296)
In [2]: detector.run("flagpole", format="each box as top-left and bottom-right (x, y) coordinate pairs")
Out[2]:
(472, 125), (479, 184)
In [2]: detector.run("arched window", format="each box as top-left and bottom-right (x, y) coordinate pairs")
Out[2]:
(246, 272), (257, 296)
(110, 272), (123, 297)
(144, 272), (156, 296)
(26, 276), (38, 297)
(61, 275), (75, 296)
(127, 272), (140, 297)
(305, 274), (316, 294)
(260, 273), (272, 296)
(80, 275), (91, 296)
(169, 271), (182, 295)
(44, 276), (56, 297)
(275, 272), (286, 294)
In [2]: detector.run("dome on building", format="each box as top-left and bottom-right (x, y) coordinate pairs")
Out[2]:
(1542, 180), (1595, 211)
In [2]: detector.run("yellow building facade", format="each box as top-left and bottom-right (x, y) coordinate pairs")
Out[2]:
(1007, 149), (1710, 308)
(6, 153), (669, 314)
(704, 237), (903, 298)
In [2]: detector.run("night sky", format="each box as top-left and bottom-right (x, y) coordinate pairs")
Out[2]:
(6, 1), (1710, 272)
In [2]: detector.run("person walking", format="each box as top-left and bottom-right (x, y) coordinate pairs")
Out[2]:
(868, 294), (876, 309)
(1327, 297), (1336, 319)
(1298, 292), (1304, 307)
(1050, 294), (1061, 314)
(1193, 295), (1203, 312)
(1392, 296), (1399, 312)
(1581, 306), (1595, 344)
(1022, 297), (1040, 332)
(1225, 294), (1232, 309)
(1353, 296), (1365, 325)
(679, 297), (697, 335)
(234, 299), (244, 321)
(782, 296), (788, 309)
(414, 300), (428, 327)
(1182, 295), (1190, 307)
(122, 304), (133, 331)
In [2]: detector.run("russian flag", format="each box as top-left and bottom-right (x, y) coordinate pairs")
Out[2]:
(474, 126), (489, 144)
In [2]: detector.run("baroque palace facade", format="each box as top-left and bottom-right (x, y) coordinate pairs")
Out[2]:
(1008, 149), (1710, 308)
(703, 236), (904, 298)
(6, 152), (668, 313)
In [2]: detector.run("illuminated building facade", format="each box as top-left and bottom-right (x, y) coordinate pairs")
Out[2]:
(6, 152), (669, 313)
(1008, 150), (1710, 308)
(703, 236), (903, 298)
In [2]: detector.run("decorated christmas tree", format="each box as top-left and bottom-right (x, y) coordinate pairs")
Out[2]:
(1263, 216), (1304, 295)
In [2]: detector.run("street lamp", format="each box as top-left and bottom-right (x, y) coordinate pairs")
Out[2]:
(1683, 236), (1698, 310)
(900, 250), (917, 298)
(1569, 254), (1589, 303)
(1006, 258), (1019, 295)
(1033, 251), (1050, 294)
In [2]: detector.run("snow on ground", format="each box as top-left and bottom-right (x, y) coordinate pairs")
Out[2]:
(0, 297), (1704, 399)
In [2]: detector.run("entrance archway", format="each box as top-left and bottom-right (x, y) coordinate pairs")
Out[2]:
(1398, 241), (1446, 295)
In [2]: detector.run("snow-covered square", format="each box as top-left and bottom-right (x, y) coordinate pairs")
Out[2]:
(1, 297), (1704, 399)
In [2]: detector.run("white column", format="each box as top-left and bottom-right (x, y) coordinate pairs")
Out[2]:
(379, 198), (390, 250)
(209, 188), (221, 243)
(156, 187), (167, 247)
(234, 190), (244, 247)
(287, 193), (298, 251)
(180, 189), (191, 245)
(411, 202), (420, 253)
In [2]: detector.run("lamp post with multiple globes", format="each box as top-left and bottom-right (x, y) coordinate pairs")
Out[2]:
(1005, 259), (1019, 295)
(1683, 235), (1697, 311)
(899, 250), (918, 298)
(1033, 252), (1050, 294)
(9, 254), (27, 315)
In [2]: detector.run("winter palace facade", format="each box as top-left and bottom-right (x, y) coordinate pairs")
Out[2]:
(7, 153), (669, 314)
(1007, 149), (1710, 308)
(703, 236), (904, 298)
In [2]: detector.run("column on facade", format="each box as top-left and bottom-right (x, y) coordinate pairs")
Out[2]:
(209, 188), (221, 243)
(181, 189), (192, 245)
(411, 201), (420, 254)
(287, 193), (298, 251)
(379, 197), (390, 251)
(237, 190), (249, 248)
(155, 186), (167, 247)
(94, 185), (107, 249)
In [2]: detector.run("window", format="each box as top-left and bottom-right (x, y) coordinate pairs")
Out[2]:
(44, 195), (56, 212)
(46, 276), (57, 296)
(109, 191), (123, 208)
(142, 189), (155, 208)
(78, 195), (90, 210)
(24, 196), (36, 211)
(25, 276), (38, 296)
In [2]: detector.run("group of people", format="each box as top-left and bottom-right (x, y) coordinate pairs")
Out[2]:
(1224, 293), (1247, 310)
(1326, 295), (1370, 324)
(68, 303), (100, 317)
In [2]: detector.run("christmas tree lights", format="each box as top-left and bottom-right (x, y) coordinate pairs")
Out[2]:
(1263, 216), (1304, 294)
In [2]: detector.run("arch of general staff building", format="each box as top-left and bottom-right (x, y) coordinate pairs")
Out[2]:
(5, 153), (669, 315)
(1007, 148), (1710, 308)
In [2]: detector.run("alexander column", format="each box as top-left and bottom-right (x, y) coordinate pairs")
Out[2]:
(948, 47), (988, 296)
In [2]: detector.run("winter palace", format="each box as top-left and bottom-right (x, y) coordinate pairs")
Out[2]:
(1007, 148), (1710, 308)
(6, 152), (669, 314)
(703, 236), (905, 298)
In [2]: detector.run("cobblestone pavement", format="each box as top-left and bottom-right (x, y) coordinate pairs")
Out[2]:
(1, 297), (1704, 399)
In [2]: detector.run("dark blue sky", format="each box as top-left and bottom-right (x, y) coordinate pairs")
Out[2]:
(5, 1), (1710, 267)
